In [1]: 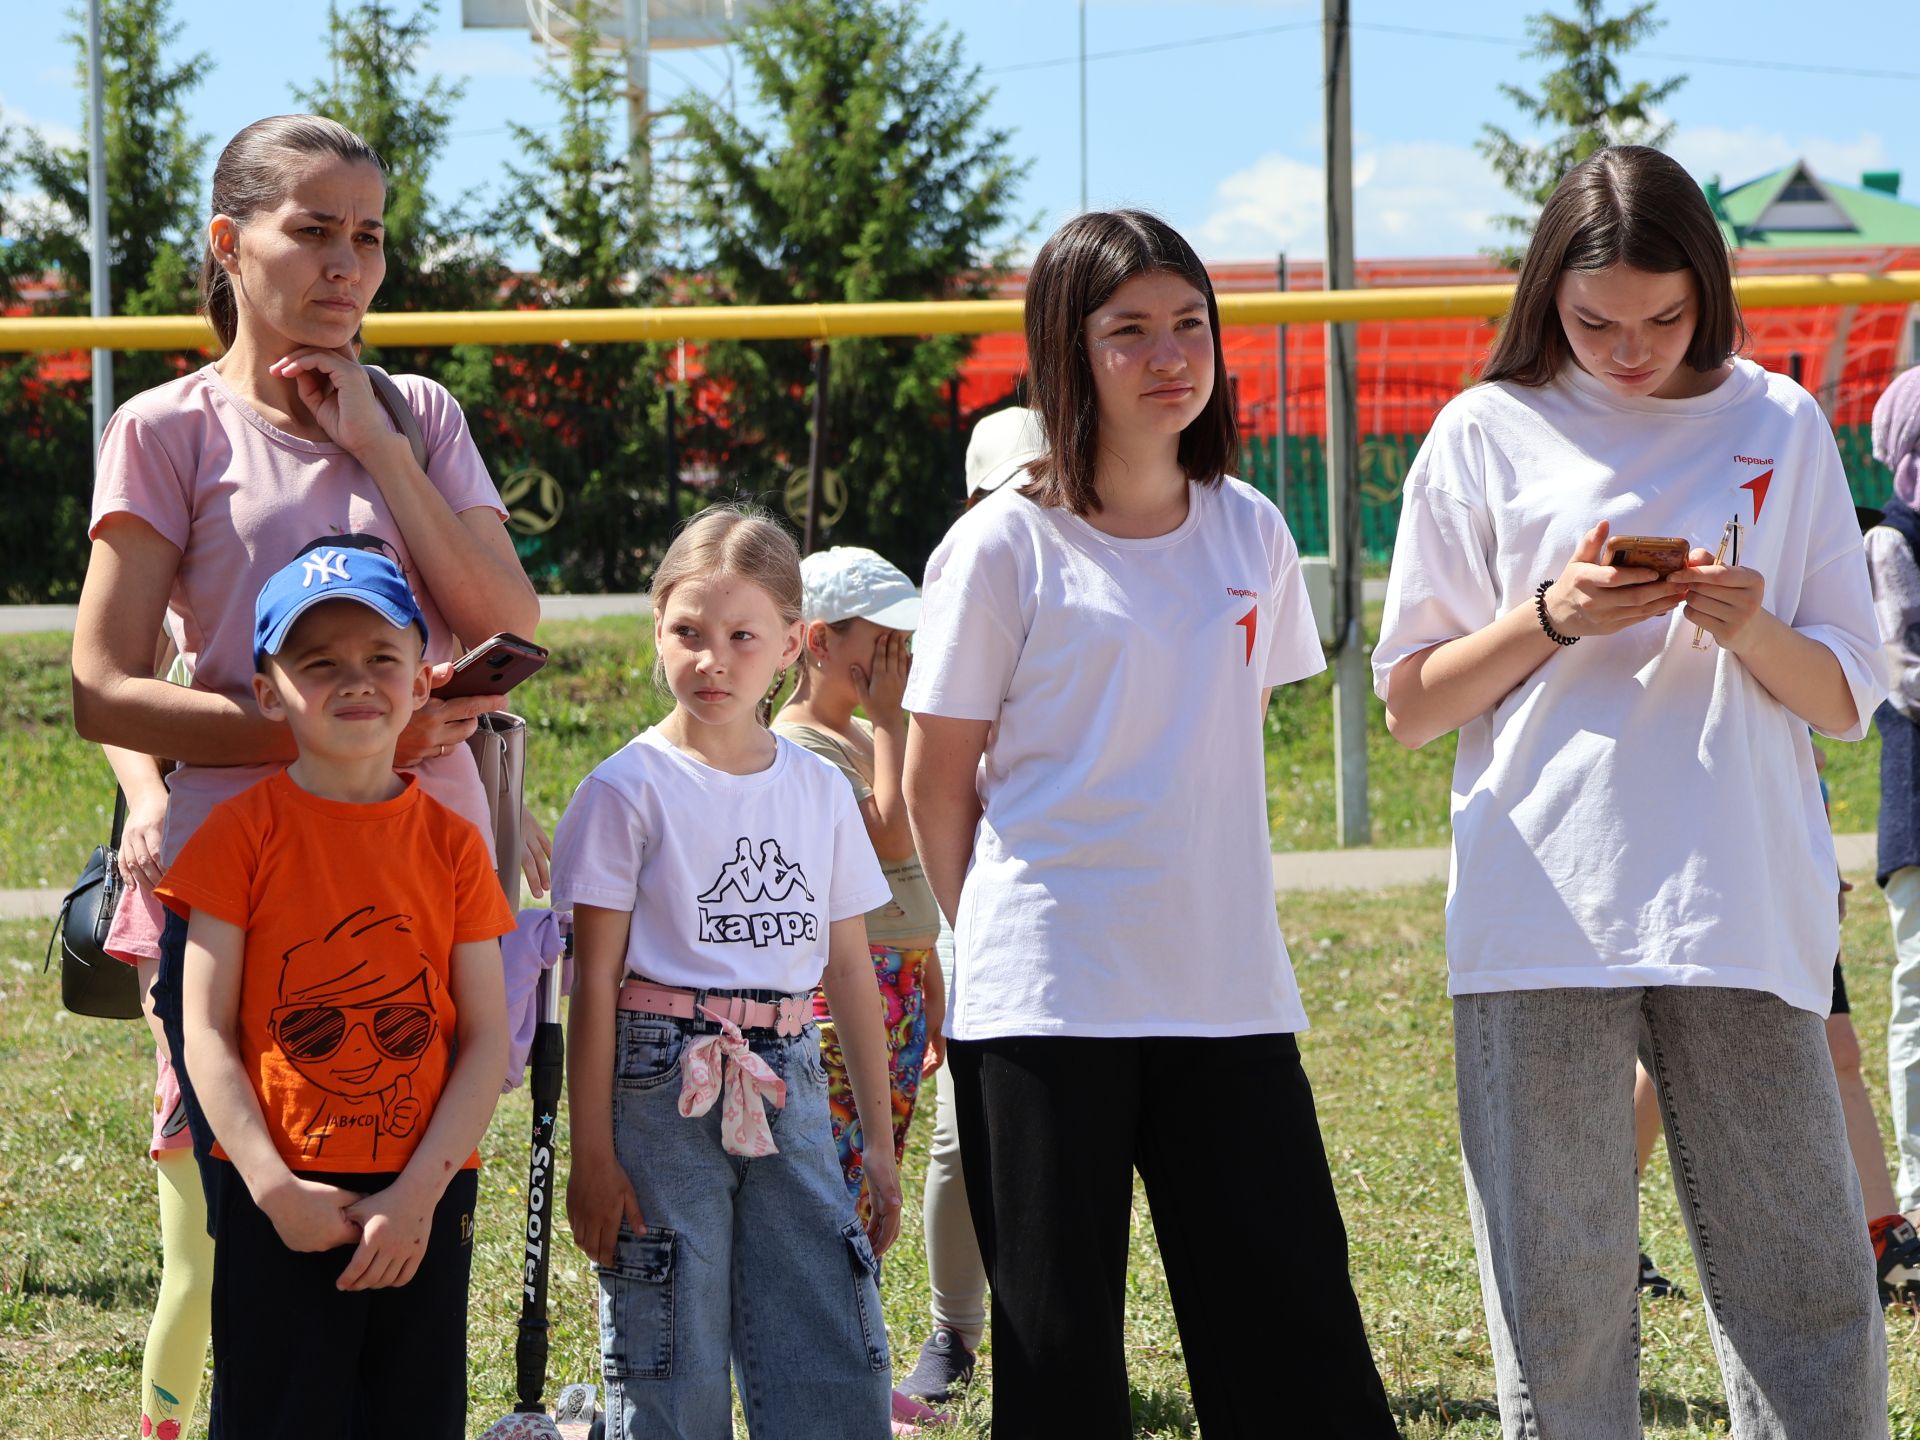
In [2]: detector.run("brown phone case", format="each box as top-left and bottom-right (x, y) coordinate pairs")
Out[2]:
(432, 632), (549, 699)
(1600, 535), (1689, 575)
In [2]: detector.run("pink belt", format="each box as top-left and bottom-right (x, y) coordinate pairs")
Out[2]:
(618, 978), (807, 1037)
(618, 979), (800, 1157)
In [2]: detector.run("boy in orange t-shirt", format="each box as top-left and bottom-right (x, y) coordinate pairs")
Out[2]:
(158, 539), (512, 1440)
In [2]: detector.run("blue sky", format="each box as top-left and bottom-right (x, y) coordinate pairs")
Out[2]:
(5, 0), (1918, 266)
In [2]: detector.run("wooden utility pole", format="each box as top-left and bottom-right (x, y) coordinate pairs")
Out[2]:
(1323, 0), (1370, 846)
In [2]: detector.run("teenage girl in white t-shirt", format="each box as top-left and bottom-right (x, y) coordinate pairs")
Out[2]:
(903, 211), (1398, 1438)
(1375, 145), (1890, 1438)
(552, 507), (902, 1439)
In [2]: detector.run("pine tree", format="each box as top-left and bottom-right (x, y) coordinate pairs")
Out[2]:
(476, 20), (669, 592)
(0, 0), (211, 601)
(1478, 0), (1685, 268)
(674, 0), (1028, 571)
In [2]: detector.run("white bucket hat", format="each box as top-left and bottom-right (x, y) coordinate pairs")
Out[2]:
(800, 546), (922, 630)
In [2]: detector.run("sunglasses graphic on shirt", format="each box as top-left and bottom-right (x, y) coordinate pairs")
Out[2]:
(271, 1000), (436, 1062)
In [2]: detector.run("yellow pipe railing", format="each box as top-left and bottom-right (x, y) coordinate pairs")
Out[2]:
(3, 272), (1917, 352)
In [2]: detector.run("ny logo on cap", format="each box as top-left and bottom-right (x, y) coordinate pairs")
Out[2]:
(301, 550), (352, 588)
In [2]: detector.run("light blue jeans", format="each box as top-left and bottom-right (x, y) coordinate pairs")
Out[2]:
(600, 1011), (891, 1440)
(1885, 866), (1920, 1213)
(1455, 985), (1887, 1440)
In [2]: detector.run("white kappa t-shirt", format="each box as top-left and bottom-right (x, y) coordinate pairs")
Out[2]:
(1373, 359), (1887, 1015)
(549, 729), (892, 994)
(903, 474), (1325, 1040)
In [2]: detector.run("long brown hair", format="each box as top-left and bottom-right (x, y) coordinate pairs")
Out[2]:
(649, 505), (804, 725)
(201, 115), (384, 351)
(1482, 145), (1745, 388)
(1021, 210), (1237, 515)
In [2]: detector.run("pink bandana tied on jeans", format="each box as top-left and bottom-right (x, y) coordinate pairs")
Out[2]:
(678, 1007), (788, 1156)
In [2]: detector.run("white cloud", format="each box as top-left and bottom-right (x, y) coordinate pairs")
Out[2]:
(1194, 151), (1324, 257)
(0, 95), (81, 151)
(1195, 139), (1510, 261)
(1194, 123), (1900, 263)
(1666, 125), (1890, 191)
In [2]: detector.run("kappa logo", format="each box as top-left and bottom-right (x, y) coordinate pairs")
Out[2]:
(697, 838), (819, 948)
(301, 549), (352, 588)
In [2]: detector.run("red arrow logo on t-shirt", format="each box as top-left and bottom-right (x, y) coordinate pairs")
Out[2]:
(1236, 605), (1258, 665)
(1741, 469), (1772, 523)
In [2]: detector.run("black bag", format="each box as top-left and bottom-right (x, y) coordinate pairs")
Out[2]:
(45, 790), (143, 1020)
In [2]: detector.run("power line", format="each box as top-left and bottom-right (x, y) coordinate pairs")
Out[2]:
(985, 19), (1317, 74)
(1354, 21), (1920, 82)
(985, 16), (1920, 84)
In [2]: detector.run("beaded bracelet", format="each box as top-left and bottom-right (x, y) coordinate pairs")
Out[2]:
(1534, 580), (1579, 646)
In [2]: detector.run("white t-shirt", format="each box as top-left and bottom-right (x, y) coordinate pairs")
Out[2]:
(903, 475), (1325, 1039)
(549, 729), (892, 994)
(1373, 358), (1887, 1015)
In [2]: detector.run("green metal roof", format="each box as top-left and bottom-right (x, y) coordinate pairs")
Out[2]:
(1714, 161), (1920, 248)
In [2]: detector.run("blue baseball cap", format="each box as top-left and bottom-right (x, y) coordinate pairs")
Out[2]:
(253, 542), (428, 668)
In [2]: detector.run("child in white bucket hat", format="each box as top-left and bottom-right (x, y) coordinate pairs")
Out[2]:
(773, 546), (947, 1431)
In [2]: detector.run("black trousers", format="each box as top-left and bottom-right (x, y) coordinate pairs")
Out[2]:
(947, 1032), (1400, 1439)
(208, 1160), (479, 1440)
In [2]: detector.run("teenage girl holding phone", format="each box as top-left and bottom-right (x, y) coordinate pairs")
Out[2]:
(1376, 144), (1890, 1437)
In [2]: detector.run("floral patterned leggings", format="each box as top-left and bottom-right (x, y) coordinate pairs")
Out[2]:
(812, 944), (931, 1226)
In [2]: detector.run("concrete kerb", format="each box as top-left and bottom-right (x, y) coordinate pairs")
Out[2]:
(4, 587), (1400, 637)
(0, 594), (659, 636)
(3, 834), (1882, 921)
(1269, 830), (1880, 892)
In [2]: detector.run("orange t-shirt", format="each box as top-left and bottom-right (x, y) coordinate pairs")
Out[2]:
(157, 770), (514, 1174)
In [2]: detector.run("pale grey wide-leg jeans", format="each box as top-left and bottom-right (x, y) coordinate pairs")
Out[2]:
(1454, 985), (1888, 1440)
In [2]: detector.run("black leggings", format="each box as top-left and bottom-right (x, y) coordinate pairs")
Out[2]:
(946, 1031), (1400, 1439)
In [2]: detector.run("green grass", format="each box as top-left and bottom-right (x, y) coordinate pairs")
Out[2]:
(5, 887), (1916, 1437)
(0, 621), (681, 891)
(0, 620), (1887, 889)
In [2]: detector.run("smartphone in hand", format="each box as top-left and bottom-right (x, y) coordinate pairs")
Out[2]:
(432, 632), (549, 699)
(1600, 535), (1689, 576)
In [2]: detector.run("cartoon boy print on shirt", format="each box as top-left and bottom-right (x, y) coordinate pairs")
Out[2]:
(271, 906), (439, 1164)
(695, 837), (819, 948)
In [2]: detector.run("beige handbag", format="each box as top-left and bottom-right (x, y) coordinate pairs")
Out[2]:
(466, 712), (527, 910)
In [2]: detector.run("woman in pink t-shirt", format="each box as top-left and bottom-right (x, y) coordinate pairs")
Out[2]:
(69, 115), (538, 1233)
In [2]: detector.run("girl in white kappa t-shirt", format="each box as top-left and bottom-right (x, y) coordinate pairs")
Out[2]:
(1376, 146), (1891, 1439)
(552, 507), (902, 1440)
(903, 211), (1397, 1438)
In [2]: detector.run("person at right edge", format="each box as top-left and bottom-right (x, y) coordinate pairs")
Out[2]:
(1376, 144), (1892, 1439)
(903, 209), (1399, 1439)
(1862, 363), (1920, 1305)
